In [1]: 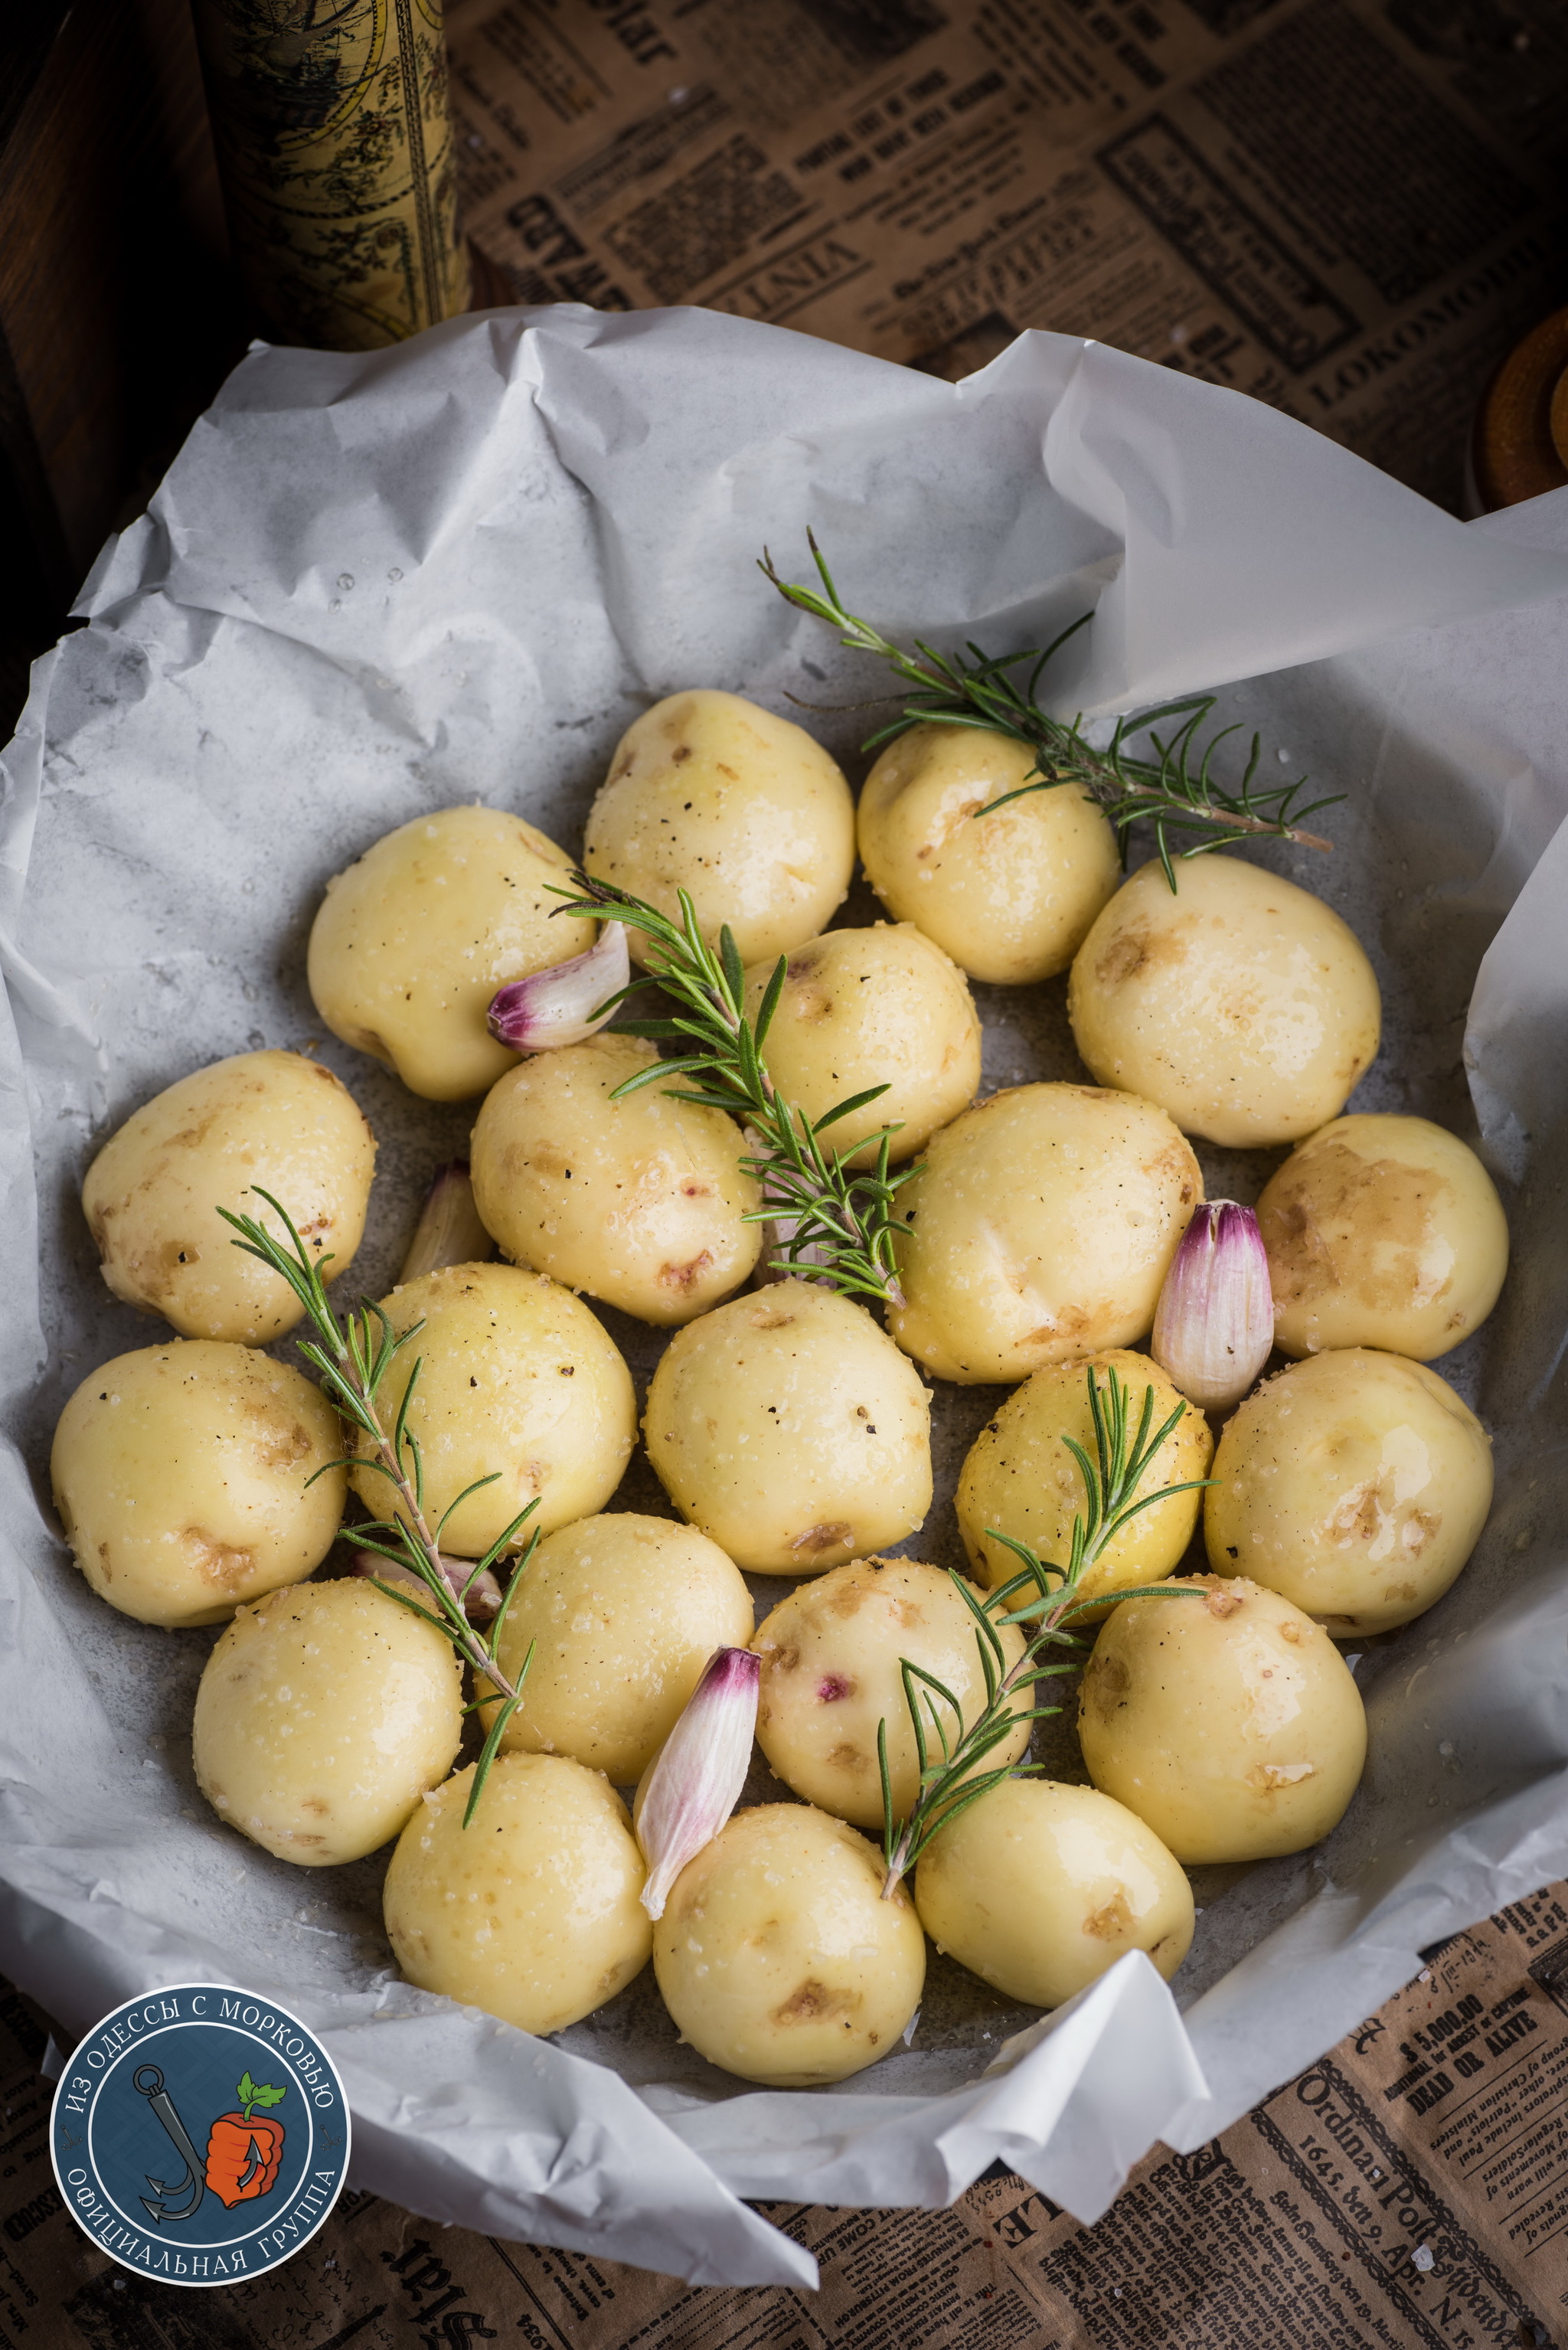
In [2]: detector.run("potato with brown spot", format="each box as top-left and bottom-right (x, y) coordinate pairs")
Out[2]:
(1078, 1576), (1366, 1862)
(82, 1050), (375, 1343)
(857, 724), (1121, 983)
(584, 691), (854, 967)
(479, 1513), (753, 1782)
(740, 924), (981, 1167)
(751, 1558), (1029, 1827)
(1067, 855), (1381, 1147)
(888, 1083), (1201, 1384)
(1258, 1113), (1508, 1360)
(913, 1779), (1194, 2008)
(193, 1580), (462, 1865)
(1205, 1348), (1492, 1634)
(957, 1351), (1212, 1609)
(652, 1803), (924, 2084)
(384, 1753), (652, 2035)
(307, 804), (596, 1101)
(470, 1034), (761, 1324)
(642, 1281), (931, 1572)
(348, 1263), (635, 1557)
(50, 1341), (345, 1626)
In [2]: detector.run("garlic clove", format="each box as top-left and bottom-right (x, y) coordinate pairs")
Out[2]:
(349, 1548), (502, 1624)
(400, 1159), (492, 1284)
(634, 1646), (760, 1920)
(743, 1124), (838, 1290)
(439, 1555), (504, 1624)
(486, 923), (629, 1051)
(1152, 1199), (1274, 1414)
(753, 1204), (838, 1287)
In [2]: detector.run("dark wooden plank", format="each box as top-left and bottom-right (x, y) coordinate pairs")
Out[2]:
(0, 0), (252, 736)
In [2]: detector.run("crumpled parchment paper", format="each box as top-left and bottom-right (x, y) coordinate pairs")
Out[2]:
(2, 307), (1566, 2288)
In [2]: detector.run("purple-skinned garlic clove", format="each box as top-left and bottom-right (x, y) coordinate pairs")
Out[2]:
(743, 1124), (846, 1294)
(349, 1548), (503, 1624)
(486, 923), (629, 1052)
(1151, 1199), (1274, 1414)
(753, 1201), (838, 1289)
(634, 1646), (760, 1920)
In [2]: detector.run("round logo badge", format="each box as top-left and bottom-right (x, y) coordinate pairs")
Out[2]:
(49, 1983), (351, 2286)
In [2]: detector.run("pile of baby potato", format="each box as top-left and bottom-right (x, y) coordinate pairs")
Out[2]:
(50, 688), (1508, 2089)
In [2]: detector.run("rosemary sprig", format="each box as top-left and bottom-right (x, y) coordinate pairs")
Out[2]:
(877, 1362), (1214, 1895)
(218, 1189), (536, 1827)
(761, 534), (1341, 890)
(551, 872), (917, 1309)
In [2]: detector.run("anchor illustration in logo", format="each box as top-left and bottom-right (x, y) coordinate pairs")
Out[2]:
(132, 2065), (288, 2223)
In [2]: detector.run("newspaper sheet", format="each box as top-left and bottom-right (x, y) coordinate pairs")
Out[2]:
(446, 0), (1568, 513)
(10, 1885), (1568, 2342)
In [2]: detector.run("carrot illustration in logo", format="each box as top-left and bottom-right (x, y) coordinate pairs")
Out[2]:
(204, 2073), (287, 2208)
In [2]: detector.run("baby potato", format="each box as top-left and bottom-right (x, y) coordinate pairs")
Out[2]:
(51, 1341), (345, 1626)
(752, 1557), (1029, 1829)
(1067, 855), (1381, 1147)
(1205, 1348), (1492, 1636)
(914, 1779), (1194, 2008)
(384, 1752), (651, 2035)
(889, 1083), (1201, 1384)
(1079, 1576), (1367, 1863)
(957, 1351), (1212, 1609)
(469, 1034), (762, 1324)
(348, 1263), (635, 1557)
(307, 805), (596, 1101)
(82, 1050), (374, 1345)
(193, 1579), (462, 1865)
(642, 1281), (932, 1573)
(740, 924), (981, 1167)
(1258, 1113), (1509, 1361)
(858, 724), (1121, 985)
(652, 1803), (924, 2085)
(583, 691), (854, 967)
(484, 1514), (754, 1783)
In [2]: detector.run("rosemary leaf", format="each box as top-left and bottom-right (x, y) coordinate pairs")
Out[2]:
(473, 1510), (541, 1584)
(877, 1361), (1214, 1893)
(549, 873), (916, 1309)
(365, 1577), (459, 1635)
(430, 1472), (505, 1545)
(463, 1655), (534, 1829)
(217, 1195), (538, 1827)
(483, 1526), (539, 1661)
(761, 534), (1341, 887)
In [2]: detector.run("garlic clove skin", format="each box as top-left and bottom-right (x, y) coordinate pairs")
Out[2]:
(634, 1645), (759, 1920)
(743, 1125), (844, 1292)
(1152, 1200), (1274, 1414)
(486, 922), (629, 1051)
(753, 1205), (838, 1288)
(400, 1159), (492, 1284)
(349, 1548), (502, 1624)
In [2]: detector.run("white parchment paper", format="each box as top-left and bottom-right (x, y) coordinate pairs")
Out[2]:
(3, 307), (1567, 2288)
